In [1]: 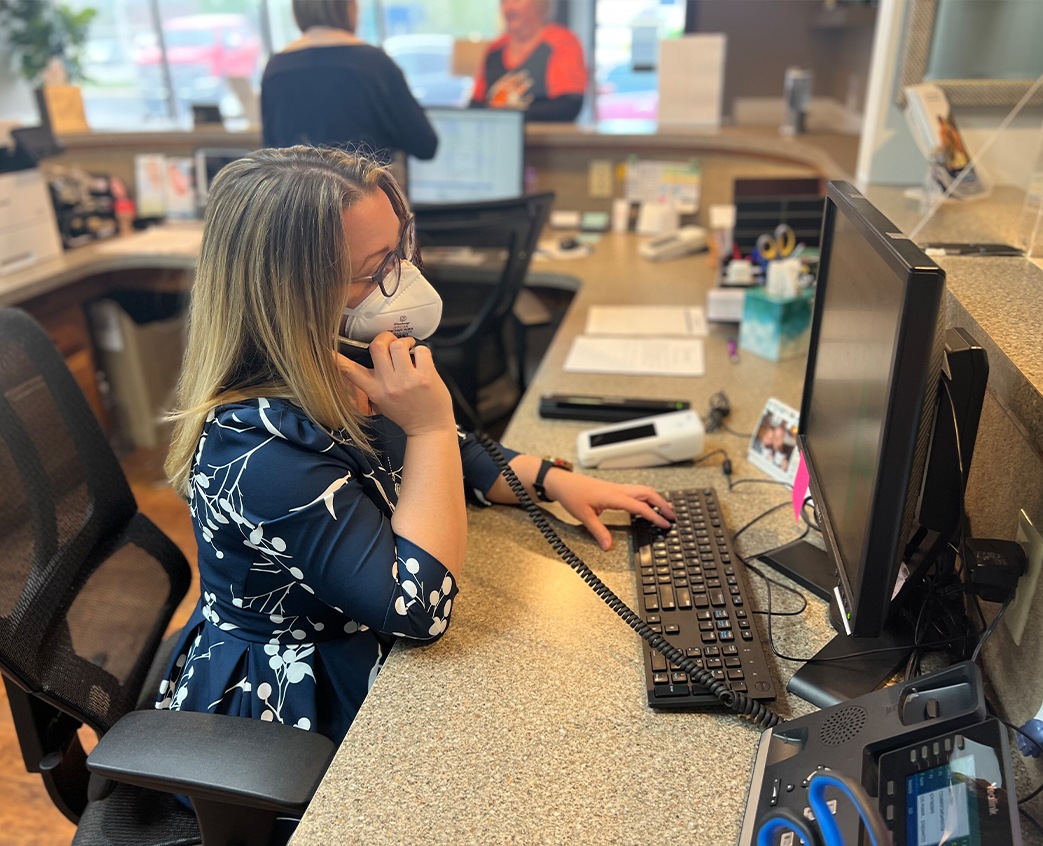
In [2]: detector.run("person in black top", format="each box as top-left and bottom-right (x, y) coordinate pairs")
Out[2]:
(261, 0), (437, 161)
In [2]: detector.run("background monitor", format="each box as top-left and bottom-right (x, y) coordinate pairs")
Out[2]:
(406, 107), (525, 206)
(764, 181), (957, 707)
(193, 147), (252, 208)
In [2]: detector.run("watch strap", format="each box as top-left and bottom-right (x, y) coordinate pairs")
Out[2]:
(534, 458), (572, 503)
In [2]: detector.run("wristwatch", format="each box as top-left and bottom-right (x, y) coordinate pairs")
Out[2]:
(533, 457), (573, 503)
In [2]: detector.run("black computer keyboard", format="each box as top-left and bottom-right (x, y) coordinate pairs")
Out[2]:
(629, 487), (777, 709)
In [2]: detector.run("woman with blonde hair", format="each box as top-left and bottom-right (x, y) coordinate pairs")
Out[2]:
(156, 146), (674, 750)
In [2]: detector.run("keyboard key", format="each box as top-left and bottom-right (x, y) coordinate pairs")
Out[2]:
(653, 684), (691, 698)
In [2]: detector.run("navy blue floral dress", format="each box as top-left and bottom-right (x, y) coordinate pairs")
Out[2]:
(155, 397), (514, 743)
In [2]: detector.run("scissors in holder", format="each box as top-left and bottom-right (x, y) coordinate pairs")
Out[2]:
(755, 223), (797, 261)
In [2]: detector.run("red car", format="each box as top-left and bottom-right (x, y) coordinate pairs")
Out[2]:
(135, 14), (262, 116)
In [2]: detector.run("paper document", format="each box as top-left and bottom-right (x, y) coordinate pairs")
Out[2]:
(624, 159), (701, 213)
(564, 336), (705, 377)
(585, 305), (707, 337)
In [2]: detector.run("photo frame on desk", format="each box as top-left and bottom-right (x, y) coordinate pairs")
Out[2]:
(747, 397), (800, 485)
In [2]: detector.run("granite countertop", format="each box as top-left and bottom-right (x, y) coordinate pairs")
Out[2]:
(864, 185), (1043, 457)
(291, 234), (834, 846)
(293, 187), (1043, 844)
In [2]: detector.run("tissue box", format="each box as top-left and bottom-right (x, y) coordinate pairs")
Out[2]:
(738, 287), (814, 361)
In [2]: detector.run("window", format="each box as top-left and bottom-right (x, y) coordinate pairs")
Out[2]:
(12, 0), (689, 132)
(64, 0), (264, 130)
(593, 0), (686, 125)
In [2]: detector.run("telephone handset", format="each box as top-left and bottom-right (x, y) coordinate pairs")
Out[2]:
(338, 337), (375, 368)
(337, 336), (424, 368)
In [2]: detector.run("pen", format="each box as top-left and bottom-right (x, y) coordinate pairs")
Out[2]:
(727, 338), (740, 363)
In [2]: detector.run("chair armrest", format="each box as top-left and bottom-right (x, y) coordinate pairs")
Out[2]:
(86, 710), (336, 813)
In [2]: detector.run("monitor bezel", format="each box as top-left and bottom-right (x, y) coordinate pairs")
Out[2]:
(193, 147), (252, 207)
(797, 181), (945, 639)
(406, 107), (526, 207)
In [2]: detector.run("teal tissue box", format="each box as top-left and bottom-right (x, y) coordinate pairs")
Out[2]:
(738, 287), (814, 361)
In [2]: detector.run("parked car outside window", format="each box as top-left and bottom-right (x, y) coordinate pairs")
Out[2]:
(134, 14), (262, 117)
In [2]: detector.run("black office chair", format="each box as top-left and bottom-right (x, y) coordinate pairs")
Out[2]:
(0, 307), (334, 846)
(413, 192), (555, 430)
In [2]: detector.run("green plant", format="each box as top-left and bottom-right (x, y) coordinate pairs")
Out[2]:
(0, 0), (97, 85)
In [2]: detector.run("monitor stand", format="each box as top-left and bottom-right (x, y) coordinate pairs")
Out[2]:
(756, 538), (835, 601)
(785, 611), (916, 709)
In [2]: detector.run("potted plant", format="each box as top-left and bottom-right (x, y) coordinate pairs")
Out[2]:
(0, 0), (97, 86)
(0, 0), (97, 131)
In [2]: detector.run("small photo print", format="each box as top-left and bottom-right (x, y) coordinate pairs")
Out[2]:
(748, 397), (800, 485)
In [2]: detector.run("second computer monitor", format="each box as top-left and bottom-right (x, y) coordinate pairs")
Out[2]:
(407, 107), (525, 205)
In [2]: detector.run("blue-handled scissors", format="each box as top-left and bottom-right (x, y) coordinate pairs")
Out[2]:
(754, 770), (891, 846)
(755, 223), (797, 260)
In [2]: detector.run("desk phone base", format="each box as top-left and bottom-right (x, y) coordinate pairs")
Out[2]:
(739, 661), (1021, 845)
(629, 487), (777, 709)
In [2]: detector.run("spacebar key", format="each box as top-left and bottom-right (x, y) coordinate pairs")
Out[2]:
(653, 683), (691, 698)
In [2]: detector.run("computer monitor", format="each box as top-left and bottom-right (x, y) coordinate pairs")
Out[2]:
(406, 107), (525, 206)
(759, 181), (984, 707)
(193, 147), (252, 208)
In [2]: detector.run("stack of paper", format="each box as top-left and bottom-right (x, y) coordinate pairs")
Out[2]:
(563, 305), (706, 377)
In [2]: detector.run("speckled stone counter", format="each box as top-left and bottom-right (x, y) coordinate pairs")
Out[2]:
(291, 236), (836, 846)
(863, 186), (1043, 462)
(291, 197), (1043, 844)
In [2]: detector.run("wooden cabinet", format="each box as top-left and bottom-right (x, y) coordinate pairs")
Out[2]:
(20, 292), (109, 432)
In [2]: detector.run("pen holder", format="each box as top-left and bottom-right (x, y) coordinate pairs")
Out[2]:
(738, 287), (814, 362)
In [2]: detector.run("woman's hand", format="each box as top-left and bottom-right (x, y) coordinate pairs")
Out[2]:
(546, 472), (675, 551)
(487, 455), (676, 550)
(336, 331), (455, 436)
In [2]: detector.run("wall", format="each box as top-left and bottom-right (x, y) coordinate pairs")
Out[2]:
(857, 0), (1043, 188)
(695, 0), (876, 129)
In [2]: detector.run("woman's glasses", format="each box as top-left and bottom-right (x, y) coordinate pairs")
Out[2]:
(349, 216), (416, 298)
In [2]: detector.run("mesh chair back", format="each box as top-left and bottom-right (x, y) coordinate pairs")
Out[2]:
(413, 192), (555, 347)
(0, 307), (190, 734)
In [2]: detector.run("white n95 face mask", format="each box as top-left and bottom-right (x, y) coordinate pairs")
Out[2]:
(340, 261), (442, 343)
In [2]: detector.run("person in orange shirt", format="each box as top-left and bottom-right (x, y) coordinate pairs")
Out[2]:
(470, 0), (587, 122)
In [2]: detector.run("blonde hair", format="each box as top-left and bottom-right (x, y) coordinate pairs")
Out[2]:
(165, 146), (410, 498)
(292, 0), (356, 32)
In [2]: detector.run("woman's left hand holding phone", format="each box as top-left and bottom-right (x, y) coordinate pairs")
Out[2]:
(336, 331), (467, 576)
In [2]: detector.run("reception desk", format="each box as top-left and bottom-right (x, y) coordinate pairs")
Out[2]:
(284, 203), (1043, 844)
(3, 163), (1042, 844)
(290, 236), (829, 845)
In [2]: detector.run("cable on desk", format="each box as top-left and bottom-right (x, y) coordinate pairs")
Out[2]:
(720, 422), (753, 439)
(476, 432), (785, 730)
(742, 546), (979, 668)
(729, 477), (793, 491)
(992, 714), (1043, 806)
(743, 558), (809, 619)
(1020, 806), (1043, 839)
(731, 500), (795, 544)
